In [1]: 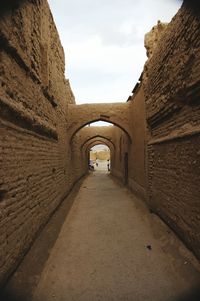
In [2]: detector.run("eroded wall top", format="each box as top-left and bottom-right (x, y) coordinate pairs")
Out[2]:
(0, 0), (75, 140)
(143, 1), (200, 138)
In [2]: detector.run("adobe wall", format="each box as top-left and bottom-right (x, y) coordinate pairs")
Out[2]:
(128, 85), (147, 199)
(143, 1), (200, 258)
(90, 150), (110, 161)
(0, 0), (79, 284)
(110, 127), (129, 182)
(1, 0), (200, 286)
(108, 85), (147, 198)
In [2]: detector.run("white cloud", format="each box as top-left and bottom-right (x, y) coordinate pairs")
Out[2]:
(48, 0), (183, 104)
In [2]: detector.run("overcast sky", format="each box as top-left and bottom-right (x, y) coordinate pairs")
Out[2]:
(48, 0), (182, 104)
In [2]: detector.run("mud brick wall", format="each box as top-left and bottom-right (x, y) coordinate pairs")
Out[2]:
(128, 85), (147, 200)
(144, 1), (200, 258)
(0, 0), (79, 285)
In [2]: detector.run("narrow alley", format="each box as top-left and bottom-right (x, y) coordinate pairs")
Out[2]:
(1, 0), (200, 300)
(29, 171), (200, 301)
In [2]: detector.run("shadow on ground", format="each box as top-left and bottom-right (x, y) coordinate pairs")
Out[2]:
(1, 287), (200, 301)
(0, 177), (85, 301)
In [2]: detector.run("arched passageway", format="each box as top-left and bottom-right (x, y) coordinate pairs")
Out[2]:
(1, 0), (200, 299)
(71, 124), (129, 181)
(81, 136), (115, 151)
(68, 103), (132, 143)
(82, 138), (114, 173)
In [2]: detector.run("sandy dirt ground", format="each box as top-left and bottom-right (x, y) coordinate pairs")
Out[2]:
(31, 171), (200, 301)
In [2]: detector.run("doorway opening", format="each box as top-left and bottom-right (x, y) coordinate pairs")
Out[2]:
(89, 144), (111, 172)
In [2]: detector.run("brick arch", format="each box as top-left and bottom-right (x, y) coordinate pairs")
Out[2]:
(81, 135), (115, 151)
(68, 103), (132, 142)
(72, 126), (117, 151)
(83, 139), (114, 157)
(83, 138), (114, 171)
